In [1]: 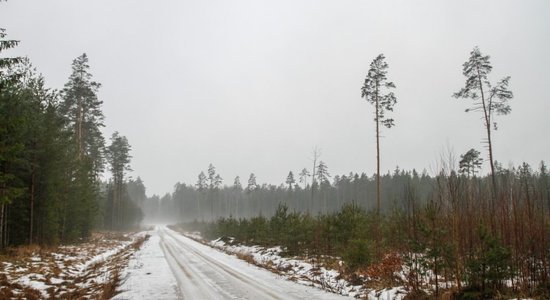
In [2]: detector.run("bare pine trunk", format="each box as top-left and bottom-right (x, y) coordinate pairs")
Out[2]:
(311, 157), (316, 213)
(310, 150), (318, 214)
(77, 104), (83, 158)
(476, 68), (497, 193)
(61, 177), (68, 242)
(0, 203), (4, 249)
(210, 191), (214, 220)
(29, 161), (36, 244)
(1, 169), (7, 248)
(376, 100), (380, 215)
(197, 193), (201, 220)
(120, 179), (124, 228)
(542, 190), (548, 282)
(375, 88), (381, 257)
(3, 205), (8, 247)
(112, 182), (116, 229)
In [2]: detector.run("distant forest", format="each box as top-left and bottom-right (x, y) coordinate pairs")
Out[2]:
(148, 160), (549, 223)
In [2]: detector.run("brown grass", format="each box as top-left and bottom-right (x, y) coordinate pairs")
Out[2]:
(0, 232), (150, 300)
(100, 269), (121, 299)
(236, 252), (256, 265)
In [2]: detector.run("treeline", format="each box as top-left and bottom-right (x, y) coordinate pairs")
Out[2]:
(146, 163), (434, 222)
(181, 162), (550, 298)
(0, 28), (143, 248)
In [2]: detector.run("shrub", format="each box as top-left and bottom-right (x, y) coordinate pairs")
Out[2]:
(465, 226), (512, 295)
(342, 238), (371, 271)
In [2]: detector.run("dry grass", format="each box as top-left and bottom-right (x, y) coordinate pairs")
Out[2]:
(0, 232), (149, 300)
(100, 269), (121, 299)
(235, 252), (256, 265)
(3, 244), (58, 259)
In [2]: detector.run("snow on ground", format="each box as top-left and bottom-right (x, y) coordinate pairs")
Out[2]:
(205, 235), (407, 299)
(119, 225), (350, 299)
(0, 231), (147, 299)
(115, 227), (181, 299)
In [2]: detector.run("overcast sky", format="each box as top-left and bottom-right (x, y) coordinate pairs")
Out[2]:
(1, 0), (549, 196)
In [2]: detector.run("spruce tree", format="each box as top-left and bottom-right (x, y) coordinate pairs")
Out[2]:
(14, 60), (60, 244)
(0, 28), (21, 90)
(316, 161), (331, 185)
(0, 27), (22, 248)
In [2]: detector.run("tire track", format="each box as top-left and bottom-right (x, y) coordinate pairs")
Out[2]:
(157, 225), (347, 300)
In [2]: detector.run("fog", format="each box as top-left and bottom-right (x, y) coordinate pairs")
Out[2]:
(2, 0), (549, 196)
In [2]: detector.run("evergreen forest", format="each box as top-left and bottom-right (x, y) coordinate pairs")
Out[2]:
(1, 28), (144, 248)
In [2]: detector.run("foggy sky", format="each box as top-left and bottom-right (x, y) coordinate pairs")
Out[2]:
(1, 0), (549, 196)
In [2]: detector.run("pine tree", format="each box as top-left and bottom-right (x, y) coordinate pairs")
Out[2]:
(316, 161), (331, 213)
(310, 148), (321, 213)
(59, 53), (105, 175)
(206, 164), (219, 219)
(106, 132), (132, 229)
(247, 173), (257, 192)
(59, 53), (106, 240)
(214, 174), (223, 189)
(196, 171), (207, 191)
(233, 176), (242, 191)
(0, 26), (23, 248)
(37, 100), (70, 245)
(459, 149), (483, 178)
(207, 164), (217, 189)
(14, 60), (61, 244)
(127, 177), (147, 208)
(361, 53), (397, 216)
(454, 47), (513, 191)
(286, 171), (295, 190)
(196, 171), (207, 219)
(361, 53), (396, 257)
(299, 168), (310, 189)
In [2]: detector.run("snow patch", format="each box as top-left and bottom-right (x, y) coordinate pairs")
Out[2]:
(206, 235), (408, 298)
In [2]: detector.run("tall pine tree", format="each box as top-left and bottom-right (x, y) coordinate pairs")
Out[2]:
(59, 53), (105, 241)
(454, 47), (513, 191)
(60, 53), (105, 175)
(361, 54), (397, 216)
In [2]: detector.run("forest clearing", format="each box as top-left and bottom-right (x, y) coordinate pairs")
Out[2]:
(1, 0), (549, 299)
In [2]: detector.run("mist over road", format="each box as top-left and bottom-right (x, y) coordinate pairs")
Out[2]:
(118, 225), (346, 299)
